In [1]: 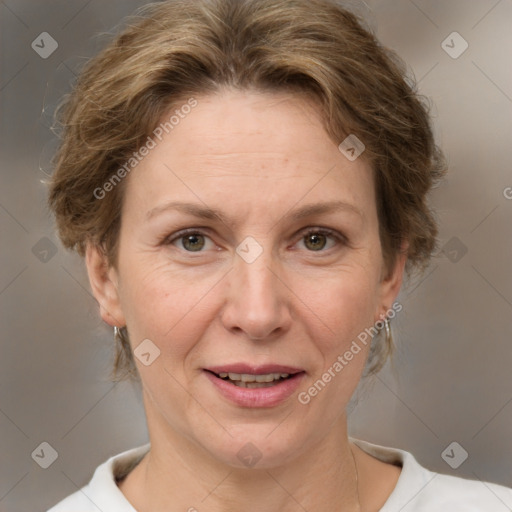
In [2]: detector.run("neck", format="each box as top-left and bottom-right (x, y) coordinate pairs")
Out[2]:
(120, 395), (361, 512)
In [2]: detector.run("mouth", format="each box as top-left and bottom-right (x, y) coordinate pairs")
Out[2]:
(207, 370), (295, 388)
(203, 364), (306, 407)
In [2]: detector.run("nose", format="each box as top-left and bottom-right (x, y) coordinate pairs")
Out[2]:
(220, 243), (293, 341)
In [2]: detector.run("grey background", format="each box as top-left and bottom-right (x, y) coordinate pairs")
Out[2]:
(1, 0), (511, 510)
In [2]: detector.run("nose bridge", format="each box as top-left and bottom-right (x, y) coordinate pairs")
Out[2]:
(234, 236), (279, 303)
(222, 235), (290, 339)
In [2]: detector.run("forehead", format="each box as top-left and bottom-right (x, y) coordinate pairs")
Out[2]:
(163, 91), (347, 170)
(124, 89), (375, 220)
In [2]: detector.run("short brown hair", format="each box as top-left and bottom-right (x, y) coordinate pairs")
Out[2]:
(48, 0), (446, 380)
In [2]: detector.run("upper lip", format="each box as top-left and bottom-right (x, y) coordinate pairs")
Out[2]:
(205, 364), (305, 375)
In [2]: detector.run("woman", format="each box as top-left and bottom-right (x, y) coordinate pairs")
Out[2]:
(47, 0), (512, 510)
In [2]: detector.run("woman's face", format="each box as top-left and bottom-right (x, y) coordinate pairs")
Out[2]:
(88, 89), (404, 468)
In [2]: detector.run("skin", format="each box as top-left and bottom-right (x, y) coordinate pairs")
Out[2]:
(86, 89), (405, 511)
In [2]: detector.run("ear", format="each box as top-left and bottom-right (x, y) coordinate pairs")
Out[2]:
(375, 242), (408, 322)
(85, 243), (126, 328)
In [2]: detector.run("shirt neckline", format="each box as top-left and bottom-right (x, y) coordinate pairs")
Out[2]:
(91, 438), (428, 511)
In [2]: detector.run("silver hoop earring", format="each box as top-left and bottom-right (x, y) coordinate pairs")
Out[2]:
(114, 325), (126, 343)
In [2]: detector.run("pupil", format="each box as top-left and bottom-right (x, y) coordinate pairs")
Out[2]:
(306, 233), (326, 251)
(183, 234), (204, 251)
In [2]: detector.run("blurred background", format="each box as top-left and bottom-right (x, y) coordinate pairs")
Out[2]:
(1, 0), (511, 510)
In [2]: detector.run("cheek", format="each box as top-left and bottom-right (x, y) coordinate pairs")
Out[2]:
(294, 264), (380, 350)
(304, 273), (378, 395)
(119, 259), (219, 361)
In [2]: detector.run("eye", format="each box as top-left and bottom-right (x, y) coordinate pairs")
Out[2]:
(163, 227), (346, 254)
(297, 228), (344, 252)
(166, 229), (215, 252)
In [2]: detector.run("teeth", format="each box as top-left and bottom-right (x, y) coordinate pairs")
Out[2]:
(243, 381), (275, 388)
(233, 381), (279, 388)
(217, 372), (291, 383)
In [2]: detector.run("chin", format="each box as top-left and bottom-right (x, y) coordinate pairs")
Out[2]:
(199, 422), (311, 470)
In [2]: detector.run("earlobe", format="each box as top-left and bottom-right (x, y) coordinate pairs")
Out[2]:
(85, 243), (126, 328)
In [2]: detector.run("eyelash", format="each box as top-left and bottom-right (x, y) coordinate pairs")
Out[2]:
(163, 227), (347, 254)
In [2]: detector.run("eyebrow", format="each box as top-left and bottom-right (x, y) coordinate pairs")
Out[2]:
(145, 200), (364, 226)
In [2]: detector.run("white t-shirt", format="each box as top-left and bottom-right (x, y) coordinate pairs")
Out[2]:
(48, 438), (512, 511)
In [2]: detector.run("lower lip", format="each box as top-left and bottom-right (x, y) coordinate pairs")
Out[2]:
(204, 371), (305, 408)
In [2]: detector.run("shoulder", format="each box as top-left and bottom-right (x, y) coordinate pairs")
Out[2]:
(47, 444), (150, 512)
(351, 437), (512, 511)
(401, 471), (512, 511)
